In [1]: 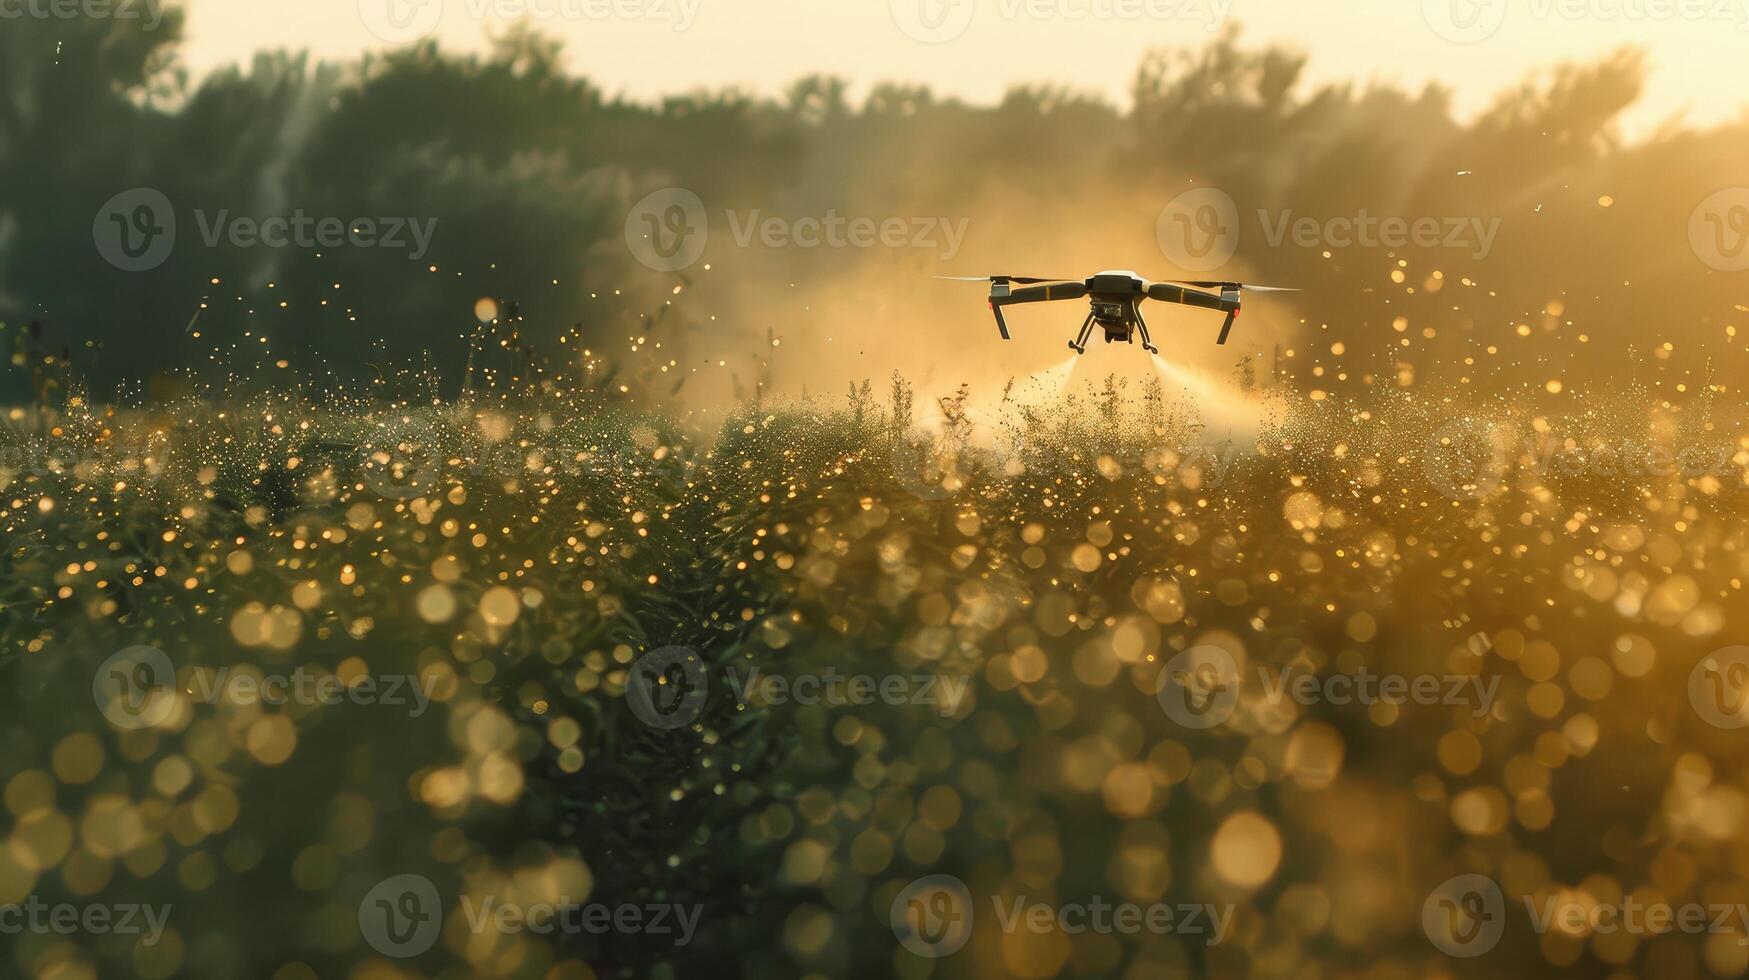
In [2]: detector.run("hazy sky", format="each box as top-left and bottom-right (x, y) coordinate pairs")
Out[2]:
(178, 0), (1747, 137)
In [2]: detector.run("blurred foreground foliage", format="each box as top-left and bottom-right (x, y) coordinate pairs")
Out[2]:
(0, 357), (1747, 977)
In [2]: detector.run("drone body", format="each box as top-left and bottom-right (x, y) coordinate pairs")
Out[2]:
(943, 270), (1296, 354)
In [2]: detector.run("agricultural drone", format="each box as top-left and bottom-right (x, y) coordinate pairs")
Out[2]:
(939, 270), (1297, 353)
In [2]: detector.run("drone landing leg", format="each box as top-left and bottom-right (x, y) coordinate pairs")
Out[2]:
(1069, 312), (1095, 354)
(1216, 309), (1238, 345)
(1133, 302), (1159, 355)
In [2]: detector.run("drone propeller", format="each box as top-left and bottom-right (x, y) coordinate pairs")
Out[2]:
(1163, 280), (1301, 293)
(936, 275), (1081, 285)
(1149, 280), (1297, 346)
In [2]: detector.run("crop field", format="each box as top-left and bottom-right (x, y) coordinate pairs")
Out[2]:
(2, 332), (1746, 979)
(12, 4), (1749, 978)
